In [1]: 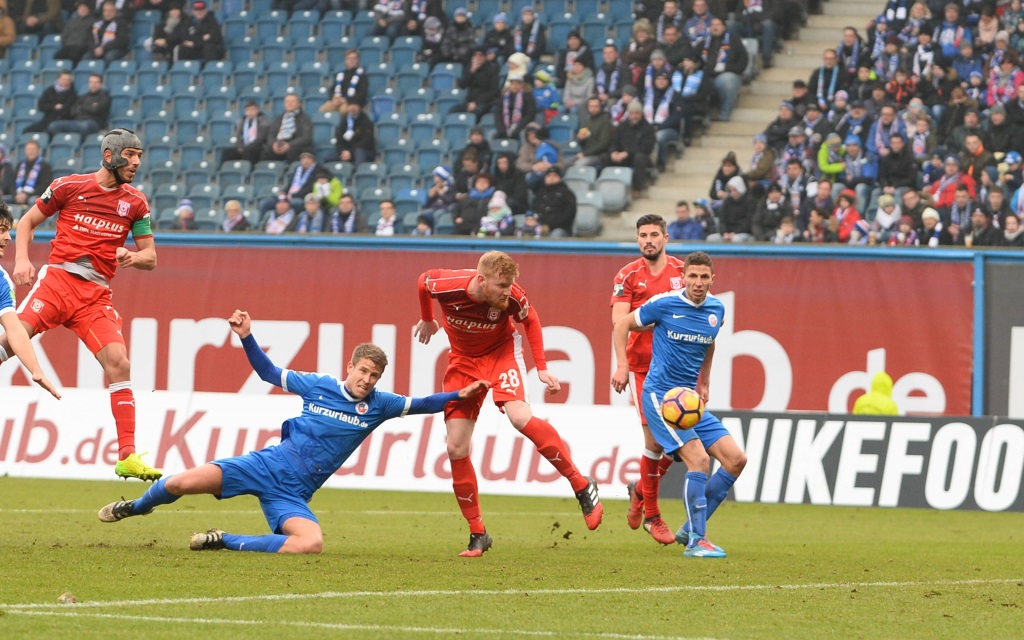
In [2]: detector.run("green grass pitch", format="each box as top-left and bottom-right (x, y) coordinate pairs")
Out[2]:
(1, 476), (1022, 639)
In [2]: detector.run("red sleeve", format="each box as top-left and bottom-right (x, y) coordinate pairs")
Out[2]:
(510, 284), (547, 370)
(417, 271), (435, 322)
(610, 266), (632, 306)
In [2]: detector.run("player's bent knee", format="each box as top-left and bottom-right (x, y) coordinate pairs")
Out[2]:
(283, 535), (323, 554)
(447, 444), (471, 459)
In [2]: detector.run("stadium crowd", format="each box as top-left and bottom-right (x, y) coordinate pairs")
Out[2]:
(0, 0), (1020, 246)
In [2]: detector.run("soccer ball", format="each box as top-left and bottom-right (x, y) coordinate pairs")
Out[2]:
(661, 387), (704, 430)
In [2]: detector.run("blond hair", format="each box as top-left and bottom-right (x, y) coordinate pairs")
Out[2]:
(477, 250), (520, 281)
(351, 343), (388, 371)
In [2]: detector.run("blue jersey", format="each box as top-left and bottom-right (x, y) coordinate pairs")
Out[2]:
(0, 266), (15, 317)
(636, 290), (725, 398)
(275, 369), (411, 495)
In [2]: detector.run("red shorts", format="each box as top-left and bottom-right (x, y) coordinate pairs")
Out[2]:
(18, 265), (124, 355)
(443, 334), (529, 421)
(629, 370), (649, 426)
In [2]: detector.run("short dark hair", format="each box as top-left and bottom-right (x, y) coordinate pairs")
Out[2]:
(635, 214), (666, 232)
(684, 251), (714, 273)
(0, 201), (12, 228)
(676, 200), (689, 208)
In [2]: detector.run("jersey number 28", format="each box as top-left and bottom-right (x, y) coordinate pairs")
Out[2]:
(498, 369), (521, 391)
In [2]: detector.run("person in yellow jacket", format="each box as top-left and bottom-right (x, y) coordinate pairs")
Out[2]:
(853, 371), (900, 415)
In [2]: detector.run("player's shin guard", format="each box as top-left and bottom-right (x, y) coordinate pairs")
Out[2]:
(705, 468), (737, 521)
(451, 456), (486, 534)
(639, 451), (663, 519)
(132, 476), (180, 514)
(658, 455), (673, 477)
(520, 417), (588, 492)
(109, 382), (136, 459)
(222, 533), (288, 553)
(683, 471), (709, 539)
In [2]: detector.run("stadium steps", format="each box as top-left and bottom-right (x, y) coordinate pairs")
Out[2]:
(600, 0), (882, 240)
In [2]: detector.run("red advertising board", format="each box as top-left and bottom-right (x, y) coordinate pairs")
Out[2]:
(4, 245), (974, 414)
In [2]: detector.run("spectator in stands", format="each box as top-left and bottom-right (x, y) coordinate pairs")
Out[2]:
(833, 188), (869, 242)
(147, 4), (187, 62)
(684, 0), (714, 46)
(516, 211), (542, 238)
(318, 93), (348, 115)
(707, 176), (754, 242)
(797, 177), (832, 231)
(311, 170), (344, 212)
(837, 27), (870, 78)
(604, 101), (656, 198)
(696, 17), (748, 122)
(333, 193), (366, 234)
(777, 126), (811, 175)
(221, 200), (251, 233)
(562, 58), (595, 115)
(835, 99), (874, 148)
(886, 68), (917, 109)
(871, 193), (901, 243)
(872, 34), (903, 83)
(666, 200), (703, 240)
(802, 207), (838, 242)
(887, 215), (919, 245)
(977, 5), (1001, 54)
(645, 69), (684, 172)
(808, 50), (847, 111)
(484, 12), (514, 61)
(532, 167), (576, 237)
(745, 134), (776, 187)
(454, 147), (483, 196)
(90, 0), (133, 20)
(0, 3), (13, 57)
(845, 66), (876, 107)
(751, 182), (785, 241)
(47, 73), (109, 136)
(512, 6), (546, 64)
(556, 30), (595, 88)
(440, 7), (475, 67)
(899, 2), (933, 48)
(960, 132), (994, 181)
(477, 190), (515, 237)
(457, 126), (491, 171)
(374, 200), (397, 236)
(730, 0), (779, 69)
(909, 114), (936, 162)
(264, 193), (299, 234)
(449, 47), (500, 121)
(25, 71), (76, 134)
(900, 187), (927, 226)
(982, 185), (1013, 227)
(424, 165), (455, 218)
(261, 93), (314, 163)
(596, 43), (631, 103)
(948, 107), (986, 152)
(11, 141), (51, 207)
(966, 207), (1002, 245)
(909, 29), (937, 78)
(172, 198), (198, 231)
(919, 63), (953, 122)
(494, 73), (536, 141)
(222, 100), (269, 165)
(373, 0), (405, 41)
(876, 133), (918, 199)
(935, 4), (970, 60)
(939, 87), (976, 142)
(788, 79), (813, 117)
(659, 24), (691, 70)
(655, 0), (684, 41)
(533, 70), (561, 121)
(334, 49), (369, 108)
(642, 48), (676, 94)
(764, 100), (800, 149)
(1003, 213), (1024, 245)
(334, 100), (376, 167)
(573, 97), (613, 168)
(940, 182), (977, 228)
(411, 214), (434, 236)
(952, 40), (983, 89)
(56, 1), (93, 63)
(817, 132), (845, 183)
(623, 18), (657, 80)
(773, 215), (798, 243)
(453, 172), (494, 235)
(138, 0), (179, 15)
(15, 0), (61, 36)
(987, 51), (1024, 108)
(610, 84), (640, 125)
(0, 144), (14, 203)
(492, 152), (528, 217)
(419, 15), (444, 66)
(709, 151), (741, 203)
(176, 0), (224, 63)
(932, 156), (978, 209)
(866, 103), (906, 160)
(843, 136), (877, 208)
(518, 123), (559, 190)
(287, 152), (327, 210)
(86, 1), (128, 63)
(801, 102), (834, 149)
(401, 0), (444, 38)
(987, 103), (1022, 156)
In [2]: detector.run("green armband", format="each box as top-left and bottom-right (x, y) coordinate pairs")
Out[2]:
(132, 216), (153, 237)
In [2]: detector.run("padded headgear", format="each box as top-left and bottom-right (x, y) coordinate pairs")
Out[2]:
(101, 128), (143, 180)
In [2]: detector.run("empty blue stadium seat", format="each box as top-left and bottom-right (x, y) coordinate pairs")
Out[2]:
(255, 12), (286, 41)
(292, 36), (322, 66)
(549, 15), (577, 53)
(370, 89), (397, 121)
(168, 60), (201, 92)
(230, 37), (259, 66)
(223, 13), (253, 40)
(286, 10), (319, 39)
(11, 60), (41, 87)
(351, 12), (377, 42)
(200, 60), (232, 89)
(320, 11), (352, 42)
(297, 61), (330, 94)
(265, 61), (296, 91)
(260, 37), (289, 65)
(402, 87), (435, 117)
(582, 14), (612, 45)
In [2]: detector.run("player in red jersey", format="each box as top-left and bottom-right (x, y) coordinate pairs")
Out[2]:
(0, 129), (161, 481)
(610, 214), (687, 545)
(415, 250), (602, 557)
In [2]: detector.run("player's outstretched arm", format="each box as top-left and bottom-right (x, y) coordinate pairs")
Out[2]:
(228, 310), (283, 387)
(408, 380), (489, 414)
(0, 312), (60, 399)
(116, 236), (157, 271)
(414, 272), (439, 344)
(611, 313), (642, 393)
(12, 206), (46, 286)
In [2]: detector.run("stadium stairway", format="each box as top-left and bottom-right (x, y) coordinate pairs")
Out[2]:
(600, 0), (883, 240)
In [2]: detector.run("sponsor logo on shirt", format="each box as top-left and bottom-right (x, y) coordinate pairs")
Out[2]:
(488, 307), (500, 321)
(670, 277), (682, 290)
(31, 299), (44, 313)
(356, 402), (368, 415)
(445, 315), (499, 332)
(613, 283), (625, 296)
(71, 213), (129, 235)
(667, 329), (714, 344)
(709, 315), (718, 327)
(117, 200), (131, 217)
(517, 300), (529, 320)
(307, 402), (368, 428)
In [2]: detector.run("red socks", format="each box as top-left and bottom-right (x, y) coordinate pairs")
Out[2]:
(110, 383), (136, 460)
(520, 417), (587, 492)
(639, 454), (674, 519)
(450, 456), (485, 534)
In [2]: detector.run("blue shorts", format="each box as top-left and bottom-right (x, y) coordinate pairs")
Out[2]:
(212, 447), (318, 534)
(640, 389), (731, 457)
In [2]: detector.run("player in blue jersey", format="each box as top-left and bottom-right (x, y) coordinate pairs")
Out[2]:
(611, 251), (747, 558)
(97, 309), (489, 554)
(0, 203), (60, 399)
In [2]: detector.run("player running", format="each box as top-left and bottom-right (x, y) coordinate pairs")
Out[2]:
(0, 129), (159, 480)
(414, 250), (602, 557)
(0, 203), (60, 400)
(611, 251), (746, 558)
(98, 309), (489, 554)
(610, 214), (686, 545)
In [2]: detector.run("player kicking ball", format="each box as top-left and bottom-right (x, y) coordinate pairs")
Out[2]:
(98, 309), (488, 554)
(0, 129), (159, 481)
(612, 251), (747, 558)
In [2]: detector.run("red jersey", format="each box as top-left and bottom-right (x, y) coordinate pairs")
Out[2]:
(419, 268), (547, 367)
(35, 173), (152, 282)
(610, 255), (686, 372)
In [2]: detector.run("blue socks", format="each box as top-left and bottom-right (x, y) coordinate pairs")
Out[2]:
(132, 476), (180, 514)
(705, 468), (738, 521)
(683, 471), (708, 539)
(222, 533), (288, 553)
